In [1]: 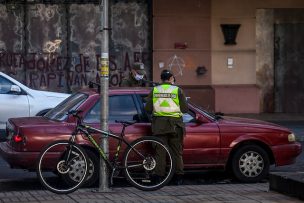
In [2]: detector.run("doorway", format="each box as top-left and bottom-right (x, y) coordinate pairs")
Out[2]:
(274, 23), (304, 113)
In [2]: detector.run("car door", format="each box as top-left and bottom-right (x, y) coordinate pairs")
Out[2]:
(182, 110), (221, 165)
(0, 75), (29, 131)
(136, 93), (221, 166)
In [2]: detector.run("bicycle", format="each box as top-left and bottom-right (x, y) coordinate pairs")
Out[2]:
(36, 110), (175, 194)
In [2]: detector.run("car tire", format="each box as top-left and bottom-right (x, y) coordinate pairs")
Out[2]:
(83, 150), (99, 187)
(60, 149), (99, 187)
(231, 145), (269, 183)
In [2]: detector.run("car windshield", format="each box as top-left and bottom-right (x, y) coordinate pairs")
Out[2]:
(44, 93), (88, 121)
(188, 102), (217, 121)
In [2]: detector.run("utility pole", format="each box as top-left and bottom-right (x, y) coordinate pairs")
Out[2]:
(99, 0), (110, 192)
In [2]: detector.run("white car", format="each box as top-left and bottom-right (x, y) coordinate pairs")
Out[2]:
(0, 72), (70, 139)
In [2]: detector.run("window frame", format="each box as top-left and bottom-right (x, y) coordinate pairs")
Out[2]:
(0, 75), (27, 95)
(83, 93), (142, 124)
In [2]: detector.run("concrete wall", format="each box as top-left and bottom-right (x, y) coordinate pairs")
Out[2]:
(153, 0), (213, 109)
(0, 1), (151, 93)
(211, 0), (304, 113)
(2, 0), (304, 113)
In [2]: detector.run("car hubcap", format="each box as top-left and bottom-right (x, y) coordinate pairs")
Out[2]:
(239, 151), (264, 177)
(67, 156), (86, 182)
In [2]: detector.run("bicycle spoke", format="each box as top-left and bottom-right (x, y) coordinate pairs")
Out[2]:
(129, 147), (146, 159)
(126, 163), (144, 168)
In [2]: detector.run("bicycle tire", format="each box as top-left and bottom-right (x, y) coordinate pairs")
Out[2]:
(123, 136), (176, 191)
(36, 140), (89, 194)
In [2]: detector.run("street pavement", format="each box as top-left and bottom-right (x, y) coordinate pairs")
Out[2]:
(0, 114), (303, 202)
(0, 183), (303, 203)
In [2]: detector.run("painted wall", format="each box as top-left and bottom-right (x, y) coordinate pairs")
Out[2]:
(0, 1), (151, 93)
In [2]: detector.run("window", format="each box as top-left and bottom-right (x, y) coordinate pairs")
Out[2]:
(45, 93), (88, 121)
(0, 76), (14, 94)
(84, 95), (138, 123)
(183, 112), (195, 123)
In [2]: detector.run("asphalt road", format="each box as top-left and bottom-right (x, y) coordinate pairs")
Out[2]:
(0, 120), (303, 192)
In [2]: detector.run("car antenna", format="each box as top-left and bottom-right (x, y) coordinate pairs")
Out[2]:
(88, 81), (100, 92)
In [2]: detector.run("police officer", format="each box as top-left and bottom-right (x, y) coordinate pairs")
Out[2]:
(120, 62), (147, 87)
(145, 69), (188, 185)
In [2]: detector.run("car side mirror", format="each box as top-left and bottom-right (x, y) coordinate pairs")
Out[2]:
(195, 113), (207, 123)
(10, 85), (21, 94)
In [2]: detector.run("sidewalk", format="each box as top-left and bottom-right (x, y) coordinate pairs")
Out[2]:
(0, 183), (303, 203)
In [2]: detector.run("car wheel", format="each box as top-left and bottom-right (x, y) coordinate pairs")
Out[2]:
(82, 150), (99, 187)
(61, 149), (99, 187)
(231, 145), (269, 183)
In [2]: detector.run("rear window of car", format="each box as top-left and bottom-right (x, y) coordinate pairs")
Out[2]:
(44, 93), (88, 121)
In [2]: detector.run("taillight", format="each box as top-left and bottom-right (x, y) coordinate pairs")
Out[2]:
(13, 135), (23, 143)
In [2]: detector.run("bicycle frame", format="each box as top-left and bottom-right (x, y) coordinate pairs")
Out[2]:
(74, 123), (140, 172)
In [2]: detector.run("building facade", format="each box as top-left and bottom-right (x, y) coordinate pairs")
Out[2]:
(1, 0), (304, 114)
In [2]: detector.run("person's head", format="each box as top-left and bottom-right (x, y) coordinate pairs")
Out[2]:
(160, 69), (175, 84)
(131, 62), (146, 81)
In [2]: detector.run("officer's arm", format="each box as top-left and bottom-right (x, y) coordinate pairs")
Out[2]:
(179, 88), (189, 113)
(120, 78), (129, 87)
(144, 90), (153, 113)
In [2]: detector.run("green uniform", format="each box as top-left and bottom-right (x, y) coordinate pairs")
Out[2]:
(145, 83), (188, 176)
(120, 72), (147, 87)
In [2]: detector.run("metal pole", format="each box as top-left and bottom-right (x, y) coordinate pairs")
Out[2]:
(99, 0), (110, 192)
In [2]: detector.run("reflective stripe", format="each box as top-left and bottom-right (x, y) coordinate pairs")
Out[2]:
(152, 84), (182, 117)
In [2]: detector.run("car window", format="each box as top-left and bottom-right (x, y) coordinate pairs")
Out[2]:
(84, 95), (138, 123)
(44, 93), (88, 121)
(188, 102), (216, 121)
(183, 112), (196, 123)
(0, 76), (14, 94)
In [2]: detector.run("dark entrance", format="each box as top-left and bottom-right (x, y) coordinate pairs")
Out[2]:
(274, 23), (304, 113)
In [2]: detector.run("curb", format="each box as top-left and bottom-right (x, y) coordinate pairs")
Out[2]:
(269, 172), (304, 200)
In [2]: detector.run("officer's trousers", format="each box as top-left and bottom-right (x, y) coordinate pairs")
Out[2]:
(154, 127), (184, 176)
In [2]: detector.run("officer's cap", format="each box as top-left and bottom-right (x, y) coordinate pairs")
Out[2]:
(133, 62), (146, 75)
(160, 69), (173, 81)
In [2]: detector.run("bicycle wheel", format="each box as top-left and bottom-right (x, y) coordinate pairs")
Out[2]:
(123, 136), (175, 191)
(36, 140), (89, 194)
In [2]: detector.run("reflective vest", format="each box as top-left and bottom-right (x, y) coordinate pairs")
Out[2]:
(152, 84), (182, 117)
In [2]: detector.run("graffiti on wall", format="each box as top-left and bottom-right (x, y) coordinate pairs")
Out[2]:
(167, 55), (185, 76)
(110, 1), (150, 80)
(0, 1), (151, 92)
(0, 50), (148, 89)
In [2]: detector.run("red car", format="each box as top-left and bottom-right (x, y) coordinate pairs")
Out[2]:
(0, 87), (302, 186)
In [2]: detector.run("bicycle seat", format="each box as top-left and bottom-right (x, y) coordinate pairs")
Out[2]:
(115, 120), (137, 127)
